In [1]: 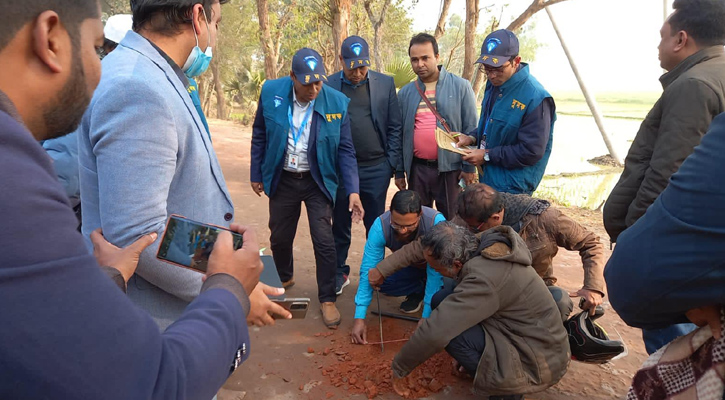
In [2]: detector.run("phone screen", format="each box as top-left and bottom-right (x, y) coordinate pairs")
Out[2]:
(157, 215), (243, 272)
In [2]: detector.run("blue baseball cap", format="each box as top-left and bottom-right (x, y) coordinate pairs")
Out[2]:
(341, 36), (371, 69)
(476, 29), (519, 67)
(292, 48), (328, 84)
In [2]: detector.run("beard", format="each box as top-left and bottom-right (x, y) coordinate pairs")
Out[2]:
(42, 53), (91, 140)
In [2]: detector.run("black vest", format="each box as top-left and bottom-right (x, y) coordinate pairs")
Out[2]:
(380, 206), (440, 268)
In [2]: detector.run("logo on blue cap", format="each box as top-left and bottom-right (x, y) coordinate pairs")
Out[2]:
(304, 56), (318, 71)
(351, 43), (363, 56)
(486, 38), (501, 54)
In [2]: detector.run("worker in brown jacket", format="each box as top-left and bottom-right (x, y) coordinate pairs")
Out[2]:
(371, 183), (606, 320)
(391, 222), (569, 399)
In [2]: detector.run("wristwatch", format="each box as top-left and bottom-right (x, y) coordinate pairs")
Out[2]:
(483, 150), (490, 162)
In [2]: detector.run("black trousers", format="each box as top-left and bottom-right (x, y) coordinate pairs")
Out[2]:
(409, 160), (461, 220)
(332, 161), (392, 275)
(269, 171), (336, 303)
(431, 280), (522, 400)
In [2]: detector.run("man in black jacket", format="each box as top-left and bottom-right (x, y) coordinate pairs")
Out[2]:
(603, 0), (725, 354)
(327, 36), (403, 295)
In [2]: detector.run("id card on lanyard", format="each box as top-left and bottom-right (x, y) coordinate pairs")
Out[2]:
(287, 102), (314, 170)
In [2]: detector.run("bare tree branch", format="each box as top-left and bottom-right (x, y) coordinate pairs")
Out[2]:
(434, 0), (453, 39)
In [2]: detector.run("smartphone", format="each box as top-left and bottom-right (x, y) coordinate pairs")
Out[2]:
(157, 215), (242, 273)
(272, 298), (310, 319)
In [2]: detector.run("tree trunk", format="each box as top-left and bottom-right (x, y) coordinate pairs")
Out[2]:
(462, 0), (479, 82)
(364, 0), (392, 71)
(211, 57), (225, 120)
(434, 0), (453, 39)
(256, 0), (278, 80)
(203, 79), (214, 115)
(330, 0), (352, 71)
(472, 0), (570, 98)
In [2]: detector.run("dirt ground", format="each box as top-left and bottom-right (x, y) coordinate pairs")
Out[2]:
(208, 120), (648, 400)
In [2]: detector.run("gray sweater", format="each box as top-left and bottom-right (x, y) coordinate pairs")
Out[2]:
(397, 65), (479, 175)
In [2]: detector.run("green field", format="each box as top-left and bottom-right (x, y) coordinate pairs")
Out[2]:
(552, 91), (660, 120)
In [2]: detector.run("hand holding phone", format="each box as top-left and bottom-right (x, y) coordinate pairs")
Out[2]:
(206, 224), (263, 296)
(247, 283), (293, 326)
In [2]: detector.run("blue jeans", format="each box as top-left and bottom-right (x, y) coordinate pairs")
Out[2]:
(379, 265), (426, 297)
(333, 161), (392, 276)
(642, 323), (698, 355)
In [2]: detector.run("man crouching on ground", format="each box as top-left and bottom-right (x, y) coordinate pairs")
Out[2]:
(391, 222), (569, 400)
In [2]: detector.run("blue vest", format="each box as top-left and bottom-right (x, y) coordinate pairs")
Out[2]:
(259, 77), (350, 201)
(478, 64), (556, 194)
(380, 206), (440, 268)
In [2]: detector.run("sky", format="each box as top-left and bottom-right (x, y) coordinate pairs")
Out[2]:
(405, 0), (669, 92)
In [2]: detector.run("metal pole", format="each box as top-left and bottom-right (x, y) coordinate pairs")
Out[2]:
(663, 0), (669, 21)
(545, 6), (623, 166)
(376, 290), (384, 352)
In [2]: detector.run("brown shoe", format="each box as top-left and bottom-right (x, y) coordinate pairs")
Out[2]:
(282, 278), (295, 289)
(320, 302), (341, 328)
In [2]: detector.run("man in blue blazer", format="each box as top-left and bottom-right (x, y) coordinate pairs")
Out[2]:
(0, 0), (261, 398)
(251, 48), (364, 328)
(326, 36), (403, 297)
(77, 0), (286, 329)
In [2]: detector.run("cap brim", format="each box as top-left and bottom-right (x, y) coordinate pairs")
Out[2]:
(475, 54), (508, 67)
(342, 57), (371, 69)
(297, 73), (328, 85)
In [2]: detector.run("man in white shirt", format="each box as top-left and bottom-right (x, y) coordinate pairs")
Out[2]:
(250, 48), (364, 328)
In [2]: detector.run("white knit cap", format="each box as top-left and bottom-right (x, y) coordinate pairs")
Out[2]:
(104, 14), (133, 44)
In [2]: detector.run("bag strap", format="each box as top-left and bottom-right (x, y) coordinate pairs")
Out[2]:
(415, 81), (452, 133)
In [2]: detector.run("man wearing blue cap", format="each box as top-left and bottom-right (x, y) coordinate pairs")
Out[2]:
(327, 36), (403, 296)
(251, 48), (364, 328)
(456, 29), (556, 196)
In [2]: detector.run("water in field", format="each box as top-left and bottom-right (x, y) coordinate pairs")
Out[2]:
(532, 114), (642, 209)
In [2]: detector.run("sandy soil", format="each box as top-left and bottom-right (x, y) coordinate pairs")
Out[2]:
(208, 120), (647, 400)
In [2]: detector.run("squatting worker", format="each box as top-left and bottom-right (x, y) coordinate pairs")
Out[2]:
(455, 29), (556, 195)
(327, 35), (403, 296)
(372, 183), (608, 321)
(350, 190), (445, 344)
(397, 33), (478, 219)
(0, 0), (265, 398)
(390, 222), (569, 400)
(251, 48), (364, 329)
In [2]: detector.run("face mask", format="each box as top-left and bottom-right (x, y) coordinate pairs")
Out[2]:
(182, 8), (213, 78)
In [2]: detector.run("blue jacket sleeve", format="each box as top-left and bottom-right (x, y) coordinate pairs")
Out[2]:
(42, 131), (81, 208)
(488, 98), (553, 169)
(384, 78), (404, 176)
(250, 98), (266, 183)
(460, 81), (480, 174)
(338, 113), (360, 195)
(354, 218), (386, 319)
(421, 213), (447, 318)
(0, 124), (250, 400)
(605, 112), (725, 329)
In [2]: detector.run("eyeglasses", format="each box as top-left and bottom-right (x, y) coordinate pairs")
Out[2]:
(480, 60), (514, 76)
(391, 220), (420, 231)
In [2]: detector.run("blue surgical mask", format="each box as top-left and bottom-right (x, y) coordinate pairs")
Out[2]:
(182, 8), (213, 78)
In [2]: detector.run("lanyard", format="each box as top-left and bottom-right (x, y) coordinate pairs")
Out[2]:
(288, 102), (315, 146)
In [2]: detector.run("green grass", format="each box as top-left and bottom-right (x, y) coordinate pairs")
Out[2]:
(551, 91), (661, 120)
